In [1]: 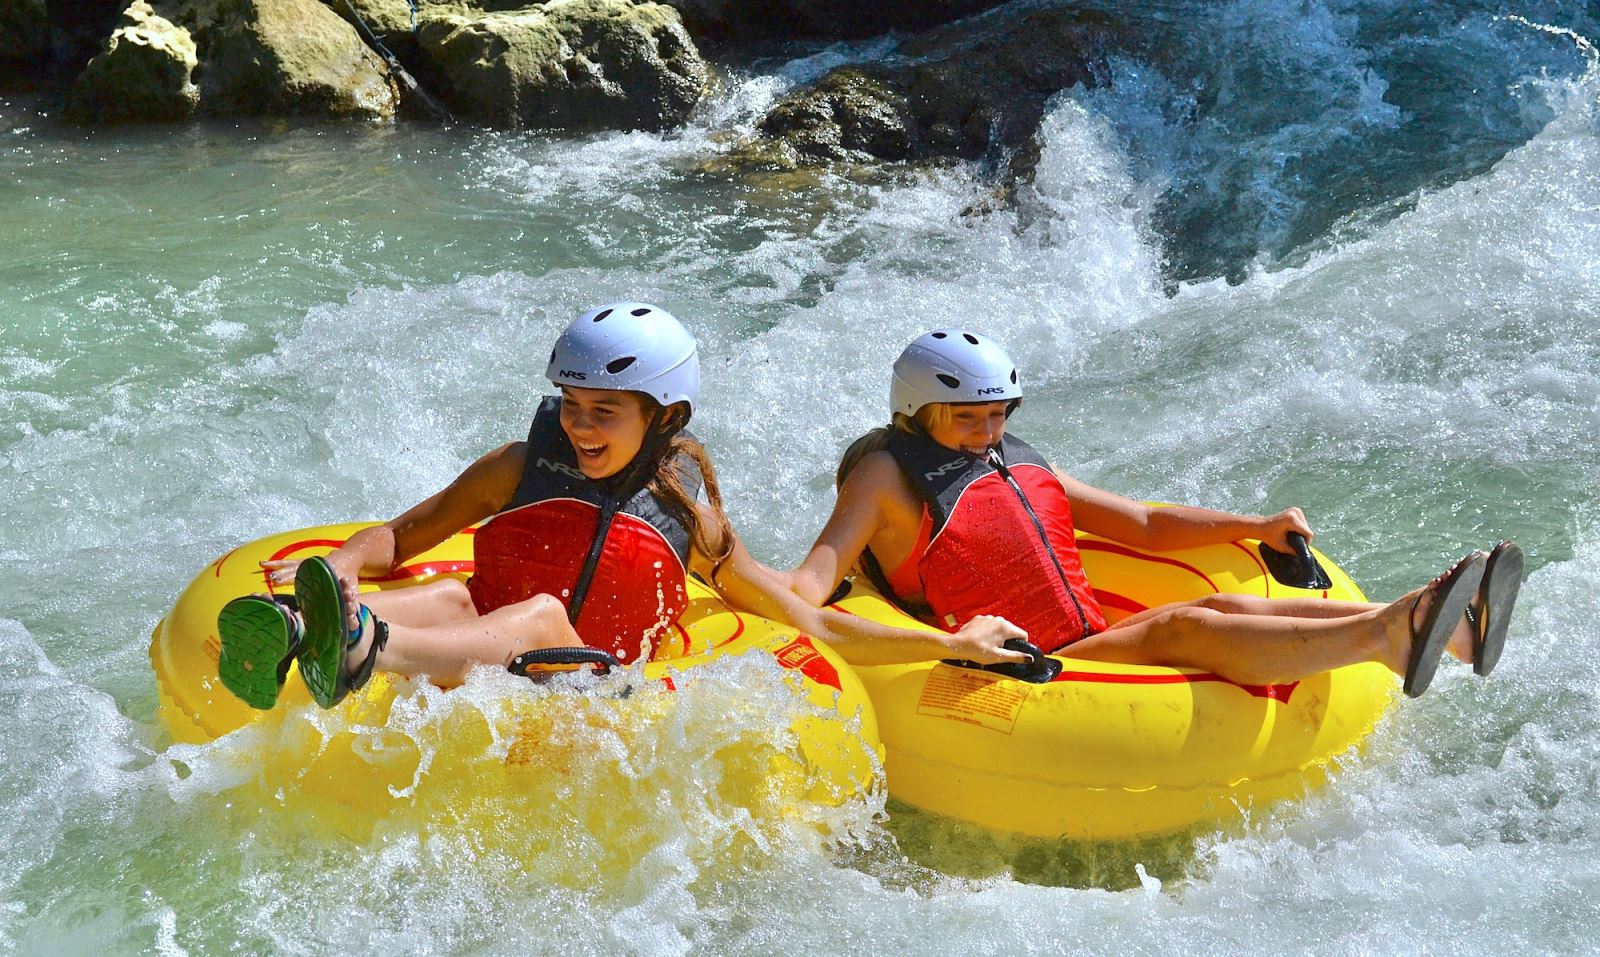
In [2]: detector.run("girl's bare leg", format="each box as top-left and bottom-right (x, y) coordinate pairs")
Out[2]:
(1063, 582), (1473, 686)
(1106, 592), (1478, 664)
(1107, 594), (1381, 632)
(361, 578), (477, 628)
(339, 576), (585, 685)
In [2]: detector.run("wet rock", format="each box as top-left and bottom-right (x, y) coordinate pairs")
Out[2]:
(182, 0), (399, 118)
(661, 0), (1009, 46)
(417, 0), (708, 131)
(895, 6), (1121, 164)
(0, 0), (50, 84)
(738, 5), (1124, 174)
(326, 0), (416, 39)
(66, 1), (199, 121)
(324, 0), (426, 65)
(57, 0), (399, 120)
(753, 68), (913, 165)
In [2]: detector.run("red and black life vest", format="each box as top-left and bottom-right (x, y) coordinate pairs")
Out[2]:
(867, 429), (1106, 652)
(467, 397), (698, 663)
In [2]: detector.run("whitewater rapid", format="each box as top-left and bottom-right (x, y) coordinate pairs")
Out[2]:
(3, 3), (1599, 953)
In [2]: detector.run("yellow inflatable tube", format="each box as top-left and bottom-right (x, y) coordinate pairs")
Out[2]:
(830, 533), (1394, 840)
(150, 523), (882, 815)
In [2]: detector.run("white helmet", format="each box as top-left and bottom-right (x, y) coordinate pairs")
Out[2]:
(546, 302), (700, 413)
(889, 329), (1022, 418)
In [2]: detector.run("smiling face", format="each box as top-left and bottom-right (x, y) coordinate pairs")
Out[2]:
(921, 400), (1012, 457)
(558, 386), (654, 479)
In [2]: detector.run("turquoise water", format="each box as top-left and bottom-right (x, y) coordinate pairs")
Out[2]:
(4, 3), (1600, 953)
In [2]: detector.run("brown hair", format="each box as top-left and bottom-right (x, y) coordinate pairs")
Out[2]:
(641, 402), (736, 580)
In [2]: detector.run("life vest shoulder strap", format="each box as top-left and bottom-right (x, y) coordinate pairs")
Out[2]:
(884, 428), (1051, 532)
(506, 396), (590, 511)
(506, 395), (705, 526)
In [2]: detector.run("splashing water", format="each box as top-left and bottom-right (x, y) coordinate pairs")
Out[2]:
(3, 2), (1600, 952)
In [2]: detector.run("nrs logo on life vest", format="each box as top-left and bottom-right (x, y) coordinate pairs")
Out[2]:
(924, 457), (969, 482)
(535, 457), (587, 480)
(774, 636), (841, 691)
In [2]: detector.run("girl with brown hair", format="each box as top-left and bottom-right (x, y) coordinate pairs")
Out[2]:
(213, 304), (1022, 711)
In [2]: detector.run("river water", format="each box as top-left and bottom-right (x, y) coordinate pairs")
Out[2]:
(4, 2), (1600, 953)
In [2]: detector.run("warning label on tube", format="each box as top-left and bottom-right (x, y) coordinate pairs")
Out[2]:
(916, 667), (1028, 733)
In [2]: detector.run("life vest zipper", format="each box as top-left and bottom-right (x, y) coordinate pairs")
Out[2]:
(567, 494), (620, 625)
(986, 449), (1091, 636)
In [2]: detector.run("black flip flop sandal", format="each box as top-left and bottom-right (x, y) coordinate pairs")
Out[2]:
(1472, 540), (1524, 678)
(1405, 551), (1486, 698)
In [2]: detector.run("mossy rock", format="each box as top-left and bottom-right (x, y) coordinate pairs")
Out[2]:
(66, 1), (200, 121)
(735, 6), (1128, 175)
(418, 0), (707, 131)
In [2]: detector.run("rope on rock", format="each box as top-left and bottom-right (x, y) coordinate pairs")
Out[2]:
(338, 0), (454, 125)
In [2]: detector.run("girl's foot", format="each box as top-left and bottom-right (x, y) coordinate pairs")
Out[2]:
(293, 557), (387, 709)
(1471, 541), (1524, 677)
(217, 595), (304, 710)
(1394, 551), (1486, 698)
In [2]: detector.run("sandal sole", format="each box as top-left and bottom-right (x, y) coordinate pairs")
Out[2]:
(217, 597), (294, 710)
(1405, 553), (1486, 698)
(1475, 542), (1525, 677)
(294, 557), (349, 709)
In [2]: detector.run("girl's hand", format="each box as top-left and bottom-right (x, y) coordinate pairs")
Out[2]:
(1259, 507), (1314, 553)
(947, 615), (1032, 665)
(260, 559), (301, 587)
(261, 550), (362, 588)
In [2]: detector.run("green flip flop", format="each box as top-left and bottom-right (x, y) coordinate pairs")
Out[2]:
(217, 595), (303, 710)
(293, 556), (387, 709)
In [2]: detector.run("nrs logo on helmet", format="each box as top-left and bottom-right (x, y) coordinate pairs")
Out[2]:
(890, 329), (1023, 419)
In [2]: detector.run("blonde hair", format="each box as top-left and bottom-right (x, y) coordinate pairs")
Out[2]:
(834, 407), (949, 489)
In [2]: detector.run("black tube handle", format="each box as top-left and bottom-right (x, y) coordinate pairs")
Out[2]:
(1259, 532), (1333, 590)
(508, 646), (621, 677)
(943, 638), (1063, 684)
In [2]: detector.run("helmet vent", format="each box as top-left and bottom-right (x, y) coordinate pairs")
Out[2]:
(606, 356), (638, 375)
(593, 308), (613, 322)
(931, 331), (948, 339)
(936, 374), (961, 389)
(963, 333), (979, 345)
(630, 307), (651, 317)
(1010, 369), (1018, 383)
